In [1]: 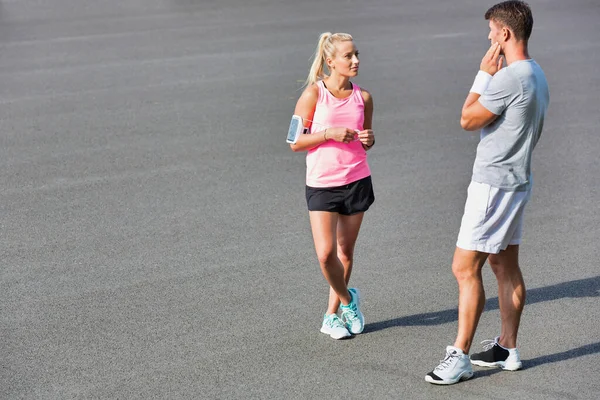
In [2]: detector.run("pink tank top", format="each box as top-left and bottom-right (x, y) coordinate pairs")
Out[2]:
(306, 80), (371, 187)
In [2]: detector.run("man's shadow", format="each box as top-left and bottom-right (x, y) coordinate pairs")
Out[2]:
(366, 275), (600, 331)
(471, 341), (600, 378)
(365, 275), (600, 370)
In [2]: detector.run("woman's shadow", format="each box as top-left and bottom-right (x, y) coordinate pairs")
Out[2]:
(365, 275), (600, 369)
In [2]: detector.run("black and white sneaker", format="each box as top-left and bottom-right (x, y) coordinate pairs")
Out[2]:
(425, 346), (474, 385)
(470, 337), (522, 371)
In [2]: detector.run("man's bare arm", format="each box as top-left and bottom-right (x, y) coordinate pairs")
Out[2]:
(460, 93), (498, 131)
(460, 42), (504, 131)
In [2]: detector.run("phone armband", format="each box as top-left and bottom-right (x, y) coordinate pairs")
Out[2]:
(286, 115), (304, 144)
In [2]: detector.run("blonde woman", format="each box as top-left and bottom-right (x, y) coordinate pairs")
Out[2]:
(290, 32), (375, 339)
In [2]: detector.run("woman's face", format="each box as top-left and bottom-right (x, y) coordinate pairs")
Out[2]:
(328, 40), (359, 77)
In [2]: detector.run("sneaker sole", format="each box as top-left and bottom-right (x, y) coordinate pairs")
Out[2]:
(320, 327), (351, 340)
(470, 360), (522, 371)
(425, 371), (474, 385)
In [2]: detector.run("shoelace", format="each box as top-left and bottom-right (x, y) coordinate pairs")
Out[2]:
(326, 315), (345, 328)
(341, 305), (359, 323)
(435, 352), (459, 371)
(480, 339), (497, 351)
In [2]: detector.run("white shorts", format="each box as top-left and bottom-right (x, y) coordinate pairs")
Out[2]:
(456, 181), (532, 254)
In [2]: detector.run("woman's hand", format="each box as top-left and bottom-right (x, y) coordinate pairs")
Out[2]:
(326, 127), (358, 144)
(357, 129), (374, 147)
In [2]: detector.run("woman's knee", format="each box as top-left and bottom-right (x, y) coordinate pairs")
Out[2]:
(337, 246), (354, 265)
(316, 248), (337, 266)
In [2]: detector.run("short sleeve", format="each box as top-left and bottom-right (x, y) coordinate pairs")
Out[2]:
(478, 69), (521, 116)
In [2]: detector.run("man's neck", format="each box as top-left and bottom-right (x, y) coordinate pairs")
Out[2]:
(504, 43), (531, 65)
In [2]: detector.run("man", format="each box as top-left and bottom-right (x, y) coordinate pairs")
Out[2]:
(425, 1), (549, 385)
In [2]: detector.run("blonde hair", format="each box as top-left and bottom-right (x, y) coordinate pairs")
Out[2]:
(305, 32), (354, 86)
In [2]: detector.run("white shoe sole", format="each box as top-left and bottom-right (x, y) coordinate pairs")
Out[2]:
(320, 327), (351, 340)
(425, 370), (474, 385)
(470, 359), (522, 371)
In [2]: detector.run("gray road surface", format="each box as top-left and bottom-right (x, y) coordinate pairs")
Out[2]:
(1, 0), (599, 399)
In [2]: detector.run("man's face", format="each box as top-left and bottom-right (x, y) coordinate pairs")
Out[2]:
(488, 20), (505, 55)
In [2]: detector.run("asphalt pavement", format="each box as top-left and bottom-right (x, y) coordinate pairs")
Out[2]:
(1, 0), (599, 398)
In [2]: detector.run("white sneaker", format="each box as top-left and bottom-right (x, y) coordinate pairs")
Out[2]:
(320, 314), (351, 340)
(425, 346), (474, 385)
(340, 288), (364, 334)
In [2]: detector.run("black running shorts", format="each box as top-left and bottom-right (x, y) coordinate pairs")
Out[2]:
(305, 176), (375, 215)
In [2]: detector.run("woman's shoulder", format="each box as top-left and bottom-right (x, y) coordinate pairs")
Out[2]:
(295, 82), (320, 111)
(306, 82), (320, 94)
(359, 86), (373, 104)
(297, 82), (321, 103)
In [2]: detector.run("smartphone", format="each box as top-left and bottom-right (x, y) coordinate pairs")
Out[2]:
(286, 115), (303, 144)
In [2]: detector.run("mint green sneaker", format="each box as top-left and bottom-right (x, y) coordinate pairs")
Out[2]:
(320, 314), (351, 339)
(340, 288), (364, 334)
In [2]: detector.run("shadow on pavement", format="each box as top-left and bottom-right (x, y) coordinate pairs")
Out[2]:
(525, 341), (600, 368)
(468, 341), (600, 377)
(365, 275), (600, 332)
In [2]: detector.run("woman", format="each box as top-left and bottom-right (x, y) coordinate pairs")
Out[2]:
(290, 32), (375, 339)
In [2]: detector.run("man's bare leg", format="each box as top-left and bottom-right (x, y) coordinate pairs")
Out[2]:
(488, 245), (525, 349)
(452, 247), (490, 354)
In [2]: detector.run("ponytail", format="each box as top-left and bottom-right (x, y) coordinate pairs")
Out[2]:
(305, 32), (331, 87)
(304, 32), (353, 87)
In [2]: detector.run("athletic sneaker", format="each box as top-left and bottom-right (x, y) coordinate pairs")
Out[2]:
(320, 314), (351, 339)
(425, 346), (474, 385)
(470, 337), (522, 370)
(340, 288), (364, 334)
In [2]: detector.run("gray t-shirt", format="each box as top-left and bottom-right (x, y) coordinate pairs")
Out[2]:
(473, 59), (549, 191)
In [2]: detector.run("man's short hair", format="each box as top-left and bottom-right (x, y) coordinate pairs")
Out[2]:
(485, 1), (533, 42)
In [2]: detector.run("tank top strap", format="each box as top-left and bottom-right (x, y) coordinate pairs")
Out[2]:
(316, 80), (326, 104)
(352, 82), (364, 105)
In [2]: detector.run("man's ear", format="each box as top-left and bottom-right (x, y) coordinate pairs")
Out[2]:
(502, 26), (511, 42)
